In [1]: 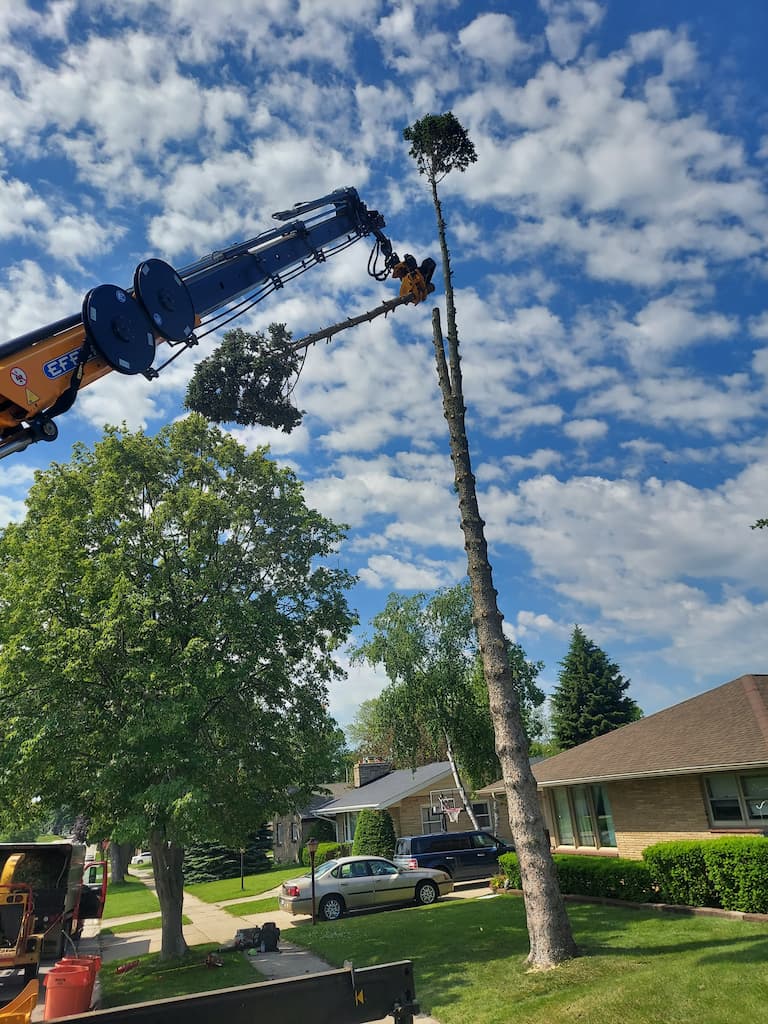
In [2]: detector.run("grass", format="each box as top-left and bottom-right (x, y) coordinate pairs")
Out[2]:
(223, 897), (279, 917)
(101, 914), (192, 935)
(286, 893), (768, 1024)
(100, 944), (261, 1007)
(102, 877), (161, 920)
(185, 865), (301, 903)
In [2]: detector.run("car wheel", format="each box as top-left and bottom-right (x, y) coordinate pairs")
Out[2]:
(415, 880), (439, 906)
(318, 895), (345, 922)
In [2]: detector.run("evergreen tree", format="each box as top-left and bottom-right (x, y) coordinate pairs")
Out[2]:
(551, 626), (643, 750)
(351, 809), (396, 859)
(183, 829), (272, 884)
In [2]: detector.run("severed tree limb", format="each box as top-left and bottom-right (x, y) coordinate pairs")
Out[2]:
(288, 293), (414, 352)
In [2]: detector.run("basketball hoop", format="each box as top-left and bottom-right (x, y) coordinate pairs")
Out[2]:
(445, 807), (461, 824)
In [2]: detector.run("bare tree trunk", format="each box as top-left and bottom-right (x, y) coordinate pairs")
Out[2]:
(428, 170), (577, 967)
(444, 733), (480, 828)
(108, 841), (133, 884)
(150, 832), (188, 960)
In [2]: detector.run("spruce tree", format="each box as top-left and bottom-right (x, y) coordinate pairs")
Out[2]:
(551, 626), (642, 750)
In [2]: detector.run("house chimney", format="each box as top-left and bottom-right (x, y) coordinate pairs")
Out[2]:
(353, 759), (391, 787)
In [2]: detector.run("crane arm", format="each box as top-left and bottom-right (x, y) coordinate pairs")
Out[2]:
(0, 187), (434, 460)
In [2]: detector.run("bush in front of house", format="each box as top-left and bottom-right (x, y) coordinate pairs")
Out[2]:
(300, 841), (351, 868)
(351, 809), (396, 859)
(497, 851), (654, 903)
(700, 836), (768, 913)
(642, 840), (720, 908)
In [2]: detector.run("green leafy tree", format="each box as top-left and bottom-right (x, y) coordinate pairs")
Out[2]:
(353, 584), (484, 826)
(404, 111), (577, 966)
(463, 643), (548, 787)
(347, 695), (445, 766)
(185, 324), (304, 431)
(351, 809), (396, 859)
(551, 626), (643, 750)
(0, 415), (354, 958)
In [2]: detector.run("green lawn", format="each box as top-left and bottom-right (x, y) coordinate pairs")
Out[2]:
(286, 893), (768, 1024)
(100, 945), (262, 1007)
(223, 897), (279, 917)
(102, 877), (161, 919)
(185, 866), (302, 903)
(101, 914), (192, 935)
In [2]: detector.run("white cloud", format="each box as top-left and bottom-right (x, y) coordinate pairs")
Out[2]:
(457, 13), (534, 66)
(539, 0), (605, 64)
(563, 418), (607, 442)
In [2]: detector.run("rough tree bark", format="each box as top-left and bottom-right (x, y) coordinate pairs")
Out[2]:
(150, 832), (189, 960)
(108, 841), (134, 885)
(428, 167), (577, 967)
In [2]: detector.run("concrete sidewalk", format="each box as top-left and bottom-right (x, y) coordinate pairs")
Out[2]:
(90, 873), (450, 1023)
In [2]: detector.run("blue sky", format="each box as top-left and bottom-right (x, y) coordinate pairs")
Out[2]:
(1, 0), (767, 731)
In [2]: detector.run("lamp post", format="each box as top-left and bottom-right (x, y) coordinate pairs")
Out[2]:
(307, 837), (319, 926)
(240, 848), (245, 891)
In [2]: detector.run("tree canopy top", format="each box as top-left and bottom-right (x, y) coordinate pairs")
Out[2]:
(403, 112), (477, 184)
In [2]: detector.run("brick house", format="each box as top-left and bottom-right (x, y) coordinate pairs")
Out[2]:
(272, 759), (502, 860)
(477, 673), (768, 860)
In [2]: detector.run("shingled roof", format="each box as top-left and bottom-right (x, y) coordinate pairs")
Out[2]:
(475, 675), (768, 795)
(528, 674), (768, 786)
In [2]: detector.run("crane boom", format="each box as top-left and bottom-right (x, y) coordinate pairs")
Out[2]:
(0, 187), (434, 460)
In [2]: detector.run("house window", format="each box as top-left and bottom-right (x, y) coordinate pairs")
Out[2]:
(421, 805), (443, 834)
(552, 788), (575, 845)
(549, 785), (616, 849)
(471, 802), (492, 830)
(275, 822), (283, 844)
(705, 773), (768, 826)
(290, 822), (299, 843)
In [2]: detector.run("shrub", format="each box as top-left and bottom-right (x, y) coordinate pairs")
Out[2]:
(497, 851), (653, 903)
(351, 809), (396, 859)
(498, 852), (521, 888)
(555, 854), (654, 902)
(642, 840), (719, 907)
(300, 841), (351, 868)
(701, 836), (768, 913)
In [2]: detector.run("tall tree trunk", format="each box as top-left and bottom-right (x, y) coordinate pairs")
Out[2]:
(444, 733), (480, 828)
(108, 841), (134, 884)
(150, 832), (188, 960)
(428, 175), (577, 968)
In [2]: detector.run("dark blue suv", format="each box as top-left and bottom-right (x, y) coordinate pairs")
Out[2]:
(393, 830), (513, 881)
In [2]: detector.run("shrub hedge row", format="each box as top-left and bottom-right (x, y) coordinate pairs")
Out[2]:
(497, 851), (654, 903)
(498, 836), (768, 913)
(643, 836), (768, 913)
(300, 840), (352, 868)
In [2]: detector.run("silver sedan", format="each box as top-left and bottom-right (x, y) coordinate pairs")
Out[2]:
(278, 855), (453, 922)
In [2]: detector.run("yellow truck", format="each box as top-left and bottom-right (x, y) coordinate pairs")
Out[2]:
(0, 842), (106, 982)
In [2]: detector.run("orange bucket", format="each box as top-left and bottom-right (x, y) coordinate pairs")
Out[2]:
(43, 964), (91, 1020)
(58, 955), (101, 990)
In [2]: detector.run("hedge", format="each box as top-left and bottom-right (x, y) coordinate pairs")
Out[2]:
(498, 837), (768, 914)
(642, 840), (719, 907)
(300, 841), (352, 868)
(701, 837), (768, 913)
(498, 851), (655, 903)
